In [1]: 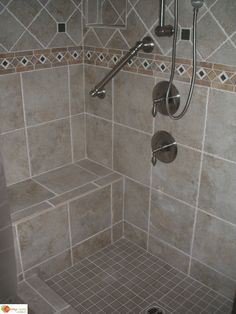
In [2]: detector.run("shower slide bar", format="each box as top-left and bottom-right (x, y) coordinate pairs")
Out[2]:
(89, 36), (154, 99)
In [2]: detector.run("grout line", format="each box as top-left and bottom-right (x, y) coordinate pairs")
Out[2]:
(7, 6), (46, 51)
(20, 73), (32, 178)
(197, 207), (236, 228)
(147, 227), (191, 258)
(203, 151), (236, 166)
(31, 178), (58, 195)
(26, 116), (70, 129)
(22, 248), (71, 275)
(125, 220), (148, 239)
(71, 227), (112, 250)
(190, 255), (236, 285)
(0, 127), (25, 136)
(14, 224), (25, 281)
(85, 156), (236, 229)
(86, 111), (152, 136)
(73, 162), (100, 177)
(27, 162), (72, 183)
(111, 78), (115, 170)
(110, 183), (113, 244)
(82, 63), (87, 158)
(86, 109), (236, 165)
(86, 157), (196, 208)
(25, 280), (58, 312)
(67, 203), (74, 266)
(188, 87), (210, 275)
(122, 177), (125, 237)
(208, 7), (234, 48)
(11, 201), (53, 221)
(13, 202), (66, 226)
(67, 65), (74, 163)
(205, 36), (230, 61)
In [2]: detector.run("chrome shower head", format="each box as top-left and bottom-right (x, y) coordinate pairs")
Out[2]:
(191, 0), (204, 9)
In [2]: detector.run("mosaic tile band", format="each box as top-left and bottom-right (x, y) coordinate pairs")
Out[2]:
(1, 45), (236, 93)
(0, 46), (83, 75)
(84, 46), (236, 93)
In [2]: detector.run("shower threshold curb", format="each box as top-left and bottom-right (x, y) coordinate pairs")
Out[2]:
(18, 275), (78, 314)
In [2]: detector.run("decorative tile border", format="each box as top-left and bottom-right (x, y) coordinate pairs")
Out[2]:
(0, 45), (236, 93)
(0, 46), (83, 75)
(84, 46), (236, 92)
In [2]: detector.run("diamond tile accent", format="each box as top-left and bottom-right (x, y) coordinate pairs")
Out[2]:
(112, 55), (119, 64)
(98, 53), (105, 62)
(86, 51), (92, 60)
(159, 63), (166, 72)
(219, 71), (229, 83)
(177, 65), (186, 76)
(39, 54), (46, 64)
(72, 51), (79, 59)
(0, 43), (233, 92)
(56, 52), (63, 62)
(1, 58), (9, 69)
(142, 59), (150, 70)
(21, 57), (28, 66)
(127, 59), (133, 67)
(0, 0), (233, 65)
(197, 68), (207, 80)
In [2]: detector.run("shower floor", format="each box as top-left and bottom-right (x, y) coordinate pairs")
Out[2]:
(46, 239), (232, 314)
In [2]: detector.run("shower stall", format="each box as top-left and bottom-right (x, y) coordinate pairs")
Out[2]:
(0, 0), (236, 313)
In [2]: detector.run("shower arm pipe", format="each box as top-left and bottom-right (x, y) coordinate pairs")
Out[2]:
(90, 36), (154, 98)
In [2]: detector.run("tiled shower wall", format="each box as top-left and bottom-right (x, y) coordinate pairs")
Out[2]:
(84, 0), (236, 66)
(0, 153), (16, 301)
(0, 0), (83, 52)
(0, 0), (236, 303)
(0, 0), (85, 185)
(83, 0), (236, 301)
(0, 64), (85, 185)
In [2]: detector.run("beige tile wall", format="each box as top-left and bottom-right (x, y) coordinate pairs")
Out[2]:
(82, 0), (236, 300)
(0, 64), (86, 185)
(84, 0), (236, 66)
(0, 153), (17, 302)
(13, 179), (124, 281)
(0, 0), (83, 53)
(84, 64), (236, 300)
(0, 0), (235, 302)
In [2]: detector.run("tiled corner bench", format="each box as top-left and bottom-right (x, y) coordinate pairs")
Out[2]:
(8, 159), (124, 282)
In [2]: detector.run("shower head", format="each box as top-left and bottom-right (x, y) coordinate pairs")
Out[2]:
(191, 0), (204, 9)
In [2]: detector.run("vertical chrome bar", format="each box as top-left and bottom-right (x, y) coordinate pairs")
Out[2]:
(159, 0), (166, 27)
(155, 0), (173, 37)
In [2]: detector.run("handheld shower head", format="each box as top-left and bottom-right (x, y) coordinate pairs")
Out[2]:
(191, 0), (204, 9)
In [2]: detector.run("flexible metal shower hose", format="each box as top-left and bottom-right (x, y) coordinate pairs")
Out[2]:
(165, 0), (199, 120)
